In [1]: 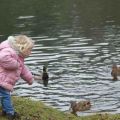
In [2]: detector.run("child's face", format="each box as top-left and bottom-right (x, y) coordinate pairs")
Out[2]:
(21, 47), (33, 58)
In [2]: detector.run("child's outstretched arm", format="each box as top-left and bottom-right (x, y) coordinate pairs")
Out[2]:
(21, 65), (43, 84)
(20, 65), (33, 85)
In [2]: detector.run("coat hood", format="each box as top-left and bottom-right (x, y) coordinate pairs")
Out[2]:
(0, 36), (20, 55)
(0, 40), (10, 50)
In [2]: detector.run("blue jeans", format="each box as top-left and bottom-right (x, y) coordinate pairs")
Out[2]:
(0, 86), (14, 115)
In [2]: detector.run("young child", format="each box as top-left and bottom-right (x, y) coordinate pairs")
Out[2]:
(0, 35), (37, 120)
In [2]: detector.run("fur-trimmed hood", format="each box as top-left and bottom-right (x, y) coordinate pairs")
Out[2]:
(0, 36), (20, 55)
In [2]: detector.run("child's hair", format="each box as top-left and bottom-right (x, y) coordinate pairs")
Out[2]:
(15, 35), (34, 53)
(8, 35), (34, 54)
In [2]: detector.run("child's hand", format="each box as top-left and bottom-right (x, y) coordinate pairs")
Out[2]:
(28, 80), (33, 85)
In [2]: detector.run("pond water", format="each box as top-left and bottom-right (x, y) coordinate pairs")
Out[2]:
(1, 0), (120, 116)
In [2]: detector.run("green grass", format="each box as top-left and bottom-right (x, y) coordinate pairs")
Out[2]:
(0, 96), (120, 120)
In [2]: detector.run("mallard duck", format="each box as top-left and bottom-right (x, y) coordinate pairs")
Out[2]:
(42, 65), (49, 87)
(69, 100), (91, 116)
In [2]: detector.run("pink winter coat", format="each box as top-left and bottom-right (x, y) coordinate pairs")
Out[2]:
(0, 40), (33, 91)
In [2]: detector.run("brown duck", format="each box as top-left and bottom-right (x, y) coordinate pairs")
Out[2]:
(111, 64), (120, 80)
(69, 100), (91, 116)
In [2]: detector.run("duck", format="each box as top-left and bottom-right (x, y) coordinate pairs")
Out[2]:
(111, 64), (120, 80)
(42, 65), (49, 87)
(69, 100), (91, 116)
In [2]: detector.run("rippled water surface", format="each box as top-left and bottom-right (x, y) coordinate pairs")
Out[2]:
(14, 33), (120, 115)
(1, 0), (120, 116)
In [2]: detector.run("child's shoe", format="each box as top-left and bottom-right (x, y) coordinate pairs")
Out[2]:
(0, 110), (6, 116)
(6, 112), (20, 120)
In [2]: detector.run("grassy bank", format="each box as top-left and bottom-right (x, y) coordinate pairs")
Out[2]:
(0, 96), (120, 120)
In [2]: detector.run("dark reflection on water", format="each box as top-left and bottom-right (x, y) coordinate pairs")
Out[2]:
(0, 0), (120, 116)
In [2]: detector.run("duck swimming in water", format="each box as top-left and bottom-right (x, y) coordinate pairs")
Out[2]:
(111, 64), (120, 80)
(42, 65), (49, 87)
